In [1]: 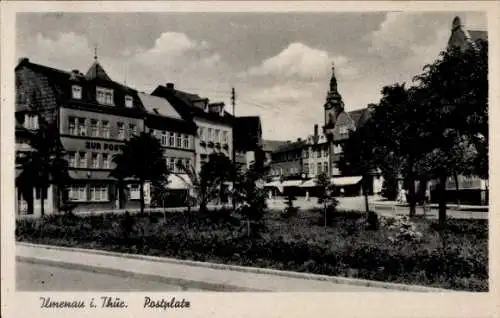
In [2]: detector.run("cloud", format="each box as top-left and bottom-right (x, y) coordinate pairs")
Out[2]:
(17, 32), (93, 71)
(242, 42), (358, 81)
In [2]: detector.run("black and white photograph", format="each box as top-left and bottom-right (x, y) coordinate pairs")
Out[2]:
(1, 2), (496, 317)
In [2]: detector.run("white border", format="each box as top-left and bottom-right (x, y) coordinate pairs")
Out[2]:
(2, 2), (499, 318)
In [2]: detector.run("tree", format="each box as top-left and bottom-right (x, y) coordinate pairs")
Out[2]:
(316, 172), (338, 227)
(16, 121), (70, 216)
(413, 40), (488, 229)
(233, 161), (269, 236)
(338, 122), (377, 214)
(176, 152), (235, 213)
(110, 132), (169, 215)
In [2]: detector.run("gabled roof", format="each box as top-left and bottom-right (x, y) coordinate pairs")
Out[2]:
(151, 85), (233, 125)
(85, 61), (112, 81)
(347, 108), (371, 128)
(273, 140), (306, 153)
(262, 140), (288, 152)
(138, 92), (183, 120)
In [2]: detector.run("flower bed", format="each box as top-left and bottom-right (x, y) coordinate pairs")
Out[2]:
(15, 210), (488, 291)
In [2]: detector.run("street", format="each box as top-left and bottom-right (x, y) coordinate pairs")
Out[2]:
(16, 260), (205, 291)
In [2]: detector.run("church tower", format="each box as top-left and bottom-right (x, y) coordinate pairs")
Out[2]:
(323, 63), (345, 131)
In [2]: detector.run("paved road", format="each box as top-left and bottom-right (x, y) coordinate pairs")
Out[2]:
(16, 260), (205, 291)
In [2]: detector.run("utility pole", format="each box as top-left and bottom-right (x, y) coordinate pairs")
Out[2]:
(231, 87), (236, 211)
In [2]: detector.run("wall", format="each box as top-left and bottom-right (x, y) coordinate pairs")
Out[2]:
(194, 117), (232, 173)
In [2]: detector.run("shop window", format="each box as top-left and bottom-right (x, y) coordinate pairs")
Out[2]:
(68, 185), (87, 201)
(68, 152), (77, 168)
(90, 185), (108, 201)
(91, 153), (99, 169)
(78, 118), (87, 136)
(129, 184), (140, 200)
(117, 122), (125, 140)
(102, 153), (110, 169)
(79, 152), (87, 168)
(24, 114), (39, 130)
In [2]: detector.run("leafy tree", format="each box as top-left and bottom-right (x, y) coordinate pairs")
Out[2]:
(413, 40), (488, 228)
(316, 172), (338, 227)
(16, 120), (70, 216)
(338, 121), (377, 214)
(110, 132), (169, 215)
(233, 161), (269, 236)
(176, 152), (235, 213)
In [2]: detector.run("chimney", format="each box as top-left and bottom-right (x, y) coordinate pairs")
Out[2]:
(314, 124), (318, 137)
(17, 57), (29, 65)
(166, 83), (174, 89)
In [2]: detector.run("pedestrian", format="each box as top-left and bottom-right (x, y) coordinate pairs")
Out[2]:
(401, 189), (407, 204)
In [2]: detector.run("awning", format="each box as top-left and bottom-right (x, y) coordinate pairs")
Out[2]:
(168, 174), (191, 190)
(331, 176), (362, 186)
(264, 181), (281, 188)
(300, 179), (317, 187)
(282, 180), (303, 187)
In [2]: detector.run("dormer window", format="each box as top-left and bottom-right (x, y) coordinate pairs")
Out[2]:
(125, 95), (133, 108)
(72, 85), (82, 100)
(96, 87), (114, 105)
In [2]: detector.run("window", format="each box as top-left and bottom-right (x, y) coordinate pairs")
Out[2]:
(102, 154), (110, 169)
(199, 127), (205, 141)
(185, 159), (191, 169)
(324, 162), (328, 174)
(183, 134), (189, 149)
(161, 131), (167, 146)
(323, 147), (329, 158)
(169, 132), (174, 147)
(78, 118), (87, 136)
(222, 131), (227, 144)
(102, 121), (110, 138)
(90, 119), (99, 137)
(90, 185), (108, 201)
(125, 95), (133, 108)
(176, 133), (182, 148)
(129, 184), (140, 200)
(72, 85), (82, 99)
(334, 144), (343, 154)
(68, 117), (77, 135)
(303, 149), (309, 159)
(117, 122), (125, 140)
(176, 159), (183, 171)
(207, 128), (212, 142)
(128, 124), (136, 138)
(68, 152), (77, 168)
(96, 87), (114, 105)
(91, 153), (99, 169)
(79, 152), (87, 168)
(304, 163), (309, 173)
(24, 114), (39, 130)
(169, 158), (175, 172)
(68, 185), (87, 201)
(215, 129), (220, 143)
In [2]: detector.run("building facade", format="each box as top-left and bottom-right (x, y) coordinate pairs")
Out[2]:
(15, 57), (146, 215)
(139, 92), (197, 206)
(152, 83), (233, 174)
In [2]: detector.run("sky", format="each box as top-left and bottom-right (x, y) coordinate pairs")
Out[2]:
(16, 11), (487, 141)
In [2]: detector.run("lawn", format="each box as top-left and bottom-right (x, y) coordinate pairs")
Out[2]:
(15, 208), (488, 291)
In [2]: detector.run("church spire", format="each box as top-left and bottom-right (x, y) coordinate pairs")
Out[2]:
(329, 62), (338, 92)
(323, 61), (345, 129)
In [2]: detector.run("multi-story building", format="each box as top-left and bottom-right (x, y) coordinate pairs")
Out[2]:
(152, 83), (233, 174)
(139, 92), (197, 205)
(301, 124), (331, 179)
(266, 140), (306, 196)
(15, 57), (146, 215)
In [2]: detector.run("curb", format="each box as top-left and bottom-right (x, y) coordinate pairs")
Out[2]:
(17, 255), (264, 292)
(17, 242), (450, 292)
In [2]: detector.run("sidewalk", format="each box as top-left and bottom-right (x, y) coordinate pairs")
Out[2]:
(16, 243), (447, 292)
(372, 199), (488, 212)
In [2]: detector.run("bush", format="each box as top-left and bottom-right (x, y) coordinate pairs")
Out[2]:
(15, 209), (488, 291)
